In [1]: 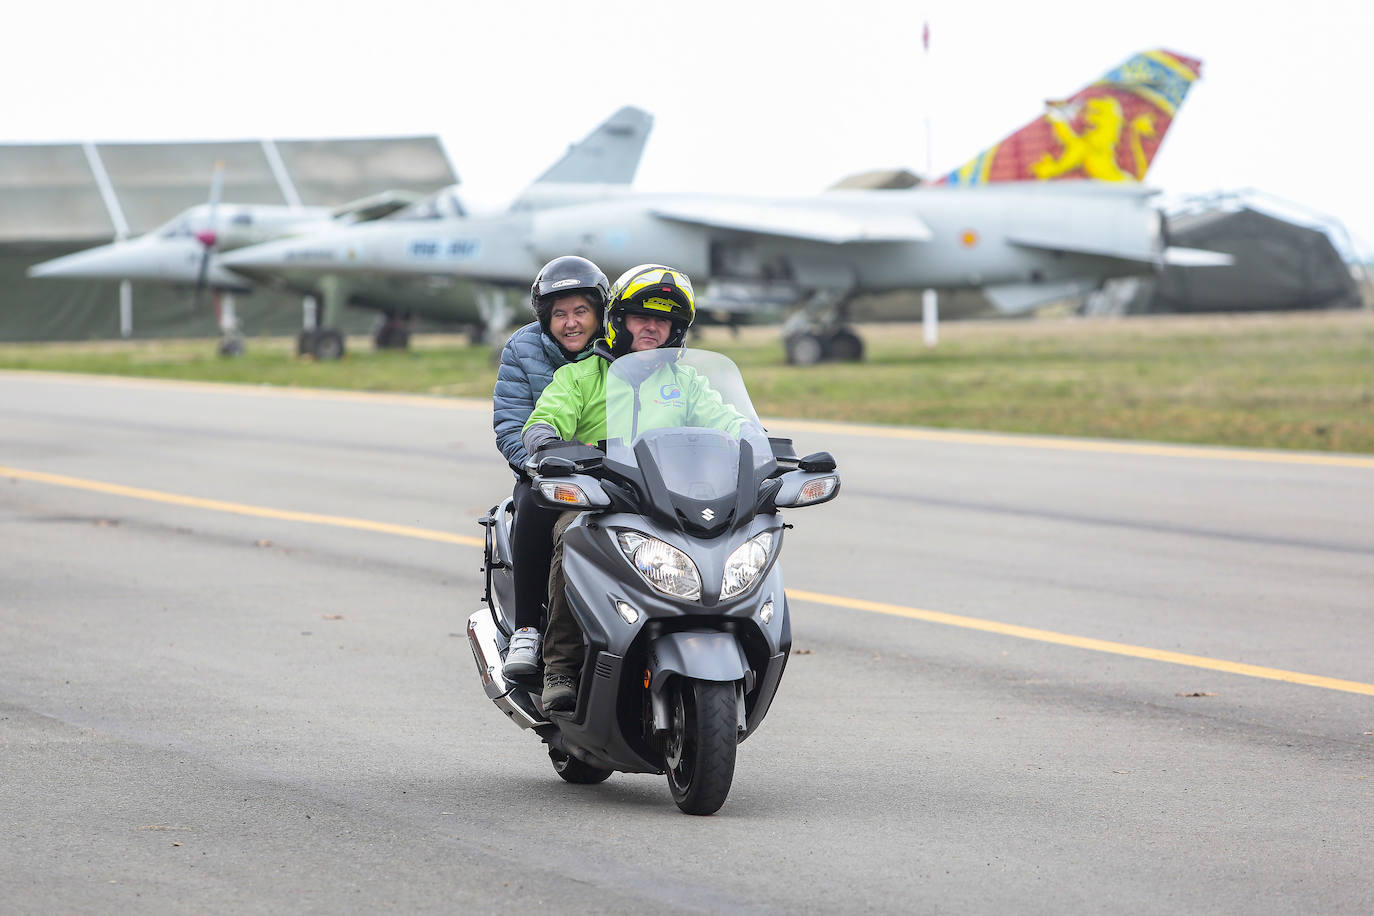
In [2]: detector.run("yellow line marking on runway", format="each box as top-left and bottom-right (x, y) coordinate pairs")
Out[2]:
(0, 466), (484, 548)
(7, 463), (1373, 697)
(5, 370), (1371, 468)
(786, 589), (1374, 697)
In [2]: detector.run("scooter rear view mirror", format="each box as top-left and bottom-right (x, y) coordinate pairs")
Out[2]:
(798, 452), (836, 473)
(537, 455), (577, 477)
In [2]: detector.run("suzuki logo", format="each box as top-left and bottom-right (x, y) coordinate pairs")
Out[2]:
(701, 508), (715, 521)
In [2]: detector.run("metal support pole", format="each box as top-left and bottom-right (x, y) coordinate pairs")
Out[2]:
(119, 281), (132, 338)
(922, 288), (939, 347)
(220, 293), (238, 335)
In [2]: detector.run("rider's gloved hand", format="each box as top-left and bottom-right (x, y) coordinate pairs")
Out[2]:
(523, 439), (569, 477)
(521, 422), (561, 465)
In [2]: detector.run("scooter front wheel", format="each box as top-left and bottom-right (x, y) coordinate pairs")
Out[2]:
(664, 678), (738, 815)
(548, 747), (612, 784)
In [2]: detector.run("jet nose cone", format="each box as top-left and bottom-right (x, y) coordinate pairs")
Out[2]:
(28, 238), (251, 290)
(27, 242), (139, 280)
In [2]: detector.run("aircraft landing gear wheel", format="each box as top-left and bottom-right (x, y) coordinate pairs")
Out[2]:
(826, 328), (864, 362)
(784, 332), (826, 366)
(467, 324), (486, 346)
(374, 319), (411, 350)
(217, 336), (245, 358)
(297, 329), (316, 356)
(548, 747), (612, 785)
(312, 328), (345, 361)
(663, 677), (738, 815)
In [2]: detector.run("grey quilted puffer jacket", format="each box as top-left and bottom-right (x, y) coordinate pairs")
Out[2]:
(492, 321), (596, 469)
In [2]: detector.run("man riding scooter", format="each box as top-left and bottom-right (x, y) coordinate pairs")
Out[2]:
(519, 263), (744, 711)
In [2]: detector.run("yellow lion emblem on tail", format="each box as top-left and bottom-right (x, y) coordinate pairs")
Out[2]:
(1032, 97), (1157, 182)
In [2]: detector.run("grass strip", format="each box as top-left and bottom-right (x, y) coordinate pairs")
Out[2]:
(3, 312), (1371, 453)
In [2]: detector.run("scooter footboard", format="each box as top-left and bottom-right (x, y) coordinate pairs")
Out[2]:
(467, 608), (545, 729)
(647, 630), (749, 692)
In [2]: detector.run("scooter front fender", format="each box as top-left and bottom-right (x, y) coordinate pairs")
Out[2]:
(647, 630), (748, 695)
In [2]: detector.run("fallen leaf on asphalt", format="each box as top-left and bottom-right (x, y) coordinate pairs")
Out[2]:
(322, 614), (344, 621)
(1176, 692), (1217, 697)
(792, 648), (813, 655)
(255, 539), (273, 547)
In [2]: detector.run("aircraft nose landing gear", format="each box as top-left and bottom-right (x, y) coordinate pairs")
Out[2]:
(783, 326), (865, 365)
(782, 289), (865, 365)
(298, 327), (346, 360)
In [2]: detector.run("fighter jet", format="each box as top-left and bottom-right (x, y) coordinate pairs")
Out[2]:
(28, 106), (655, 359)
(26, 159), (424, 355)
(222, 50), (1218, 363)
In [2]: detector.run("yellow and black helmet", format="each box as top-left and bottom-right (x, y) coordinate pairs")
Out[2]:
(603, 264), (696, 355)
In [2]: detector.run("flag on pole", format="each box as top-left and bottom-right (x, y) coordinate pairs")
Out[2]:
(922, 21), (930, 52)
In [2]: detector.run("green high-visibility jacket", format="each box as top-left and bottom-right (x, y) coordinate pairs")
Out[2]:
(524, 350), (747, 446)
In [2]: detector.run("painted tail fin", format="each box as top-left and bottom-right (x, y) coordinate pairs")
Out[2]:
(531, 105), (654, 185)
(938, 49), (1201, 186)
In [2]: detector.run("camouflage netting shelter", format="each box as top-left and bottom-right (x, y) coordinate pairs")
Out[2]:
(1088, 206), (1364, 315)
(0, 138), (456, 341)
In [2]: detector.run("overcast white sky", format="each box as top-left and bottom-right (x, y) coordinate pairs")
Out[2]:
(7, 0), (1373, 255)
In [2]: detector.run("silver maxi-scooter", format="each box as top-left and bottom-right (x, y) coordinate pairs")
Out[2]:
(466, 348), (840, 815)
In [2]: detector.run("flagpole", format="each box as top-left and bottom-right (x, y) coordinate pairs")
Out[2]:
(922, 19), (932, 179)
(921, 18), (939, 348)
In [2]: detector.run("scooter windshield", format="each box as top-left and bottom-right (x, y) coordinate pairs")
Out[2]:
(604, 348), (772, 502)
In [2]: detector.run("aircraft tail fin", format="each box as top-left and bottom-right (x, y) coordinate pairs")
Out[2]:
(938, 49), (1201, 186)
(530, 105), (653, 185)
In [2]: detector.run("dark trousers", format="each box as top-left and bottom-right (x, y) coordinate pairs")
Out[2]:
(511, 477), (560, 632)
(543, 510), (584, 676)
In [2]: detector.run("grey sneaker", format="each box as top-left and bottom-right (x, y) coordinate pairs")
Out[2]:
(541, 670), (578, 713)
(503, 627), (542, 680)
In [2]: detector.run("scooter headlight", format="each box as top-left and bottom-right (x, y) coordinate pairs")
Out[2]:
(615, 530), (702, 600)
(721, 531), (775, 600)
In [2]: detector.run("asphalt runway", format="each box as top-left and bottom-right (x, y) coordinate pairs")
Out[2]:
(2, 369), (1371, 914)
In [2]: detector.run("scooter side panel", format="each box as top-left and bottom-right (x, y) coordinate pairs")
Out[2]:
(742, 651), (788, 740)
(556, 651), (662, 774)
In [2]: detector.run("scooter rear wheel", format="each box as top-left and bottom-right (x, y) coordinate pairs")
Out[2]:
(548, 747), (612, 784)
(664, 678), (738, 815)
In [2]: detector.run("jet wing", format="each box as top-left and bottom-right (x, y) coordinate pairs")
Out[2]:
(1007, 231), (1155, 263)
(1008, 233), (1233, 266)
(650, 200), (932, 244)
